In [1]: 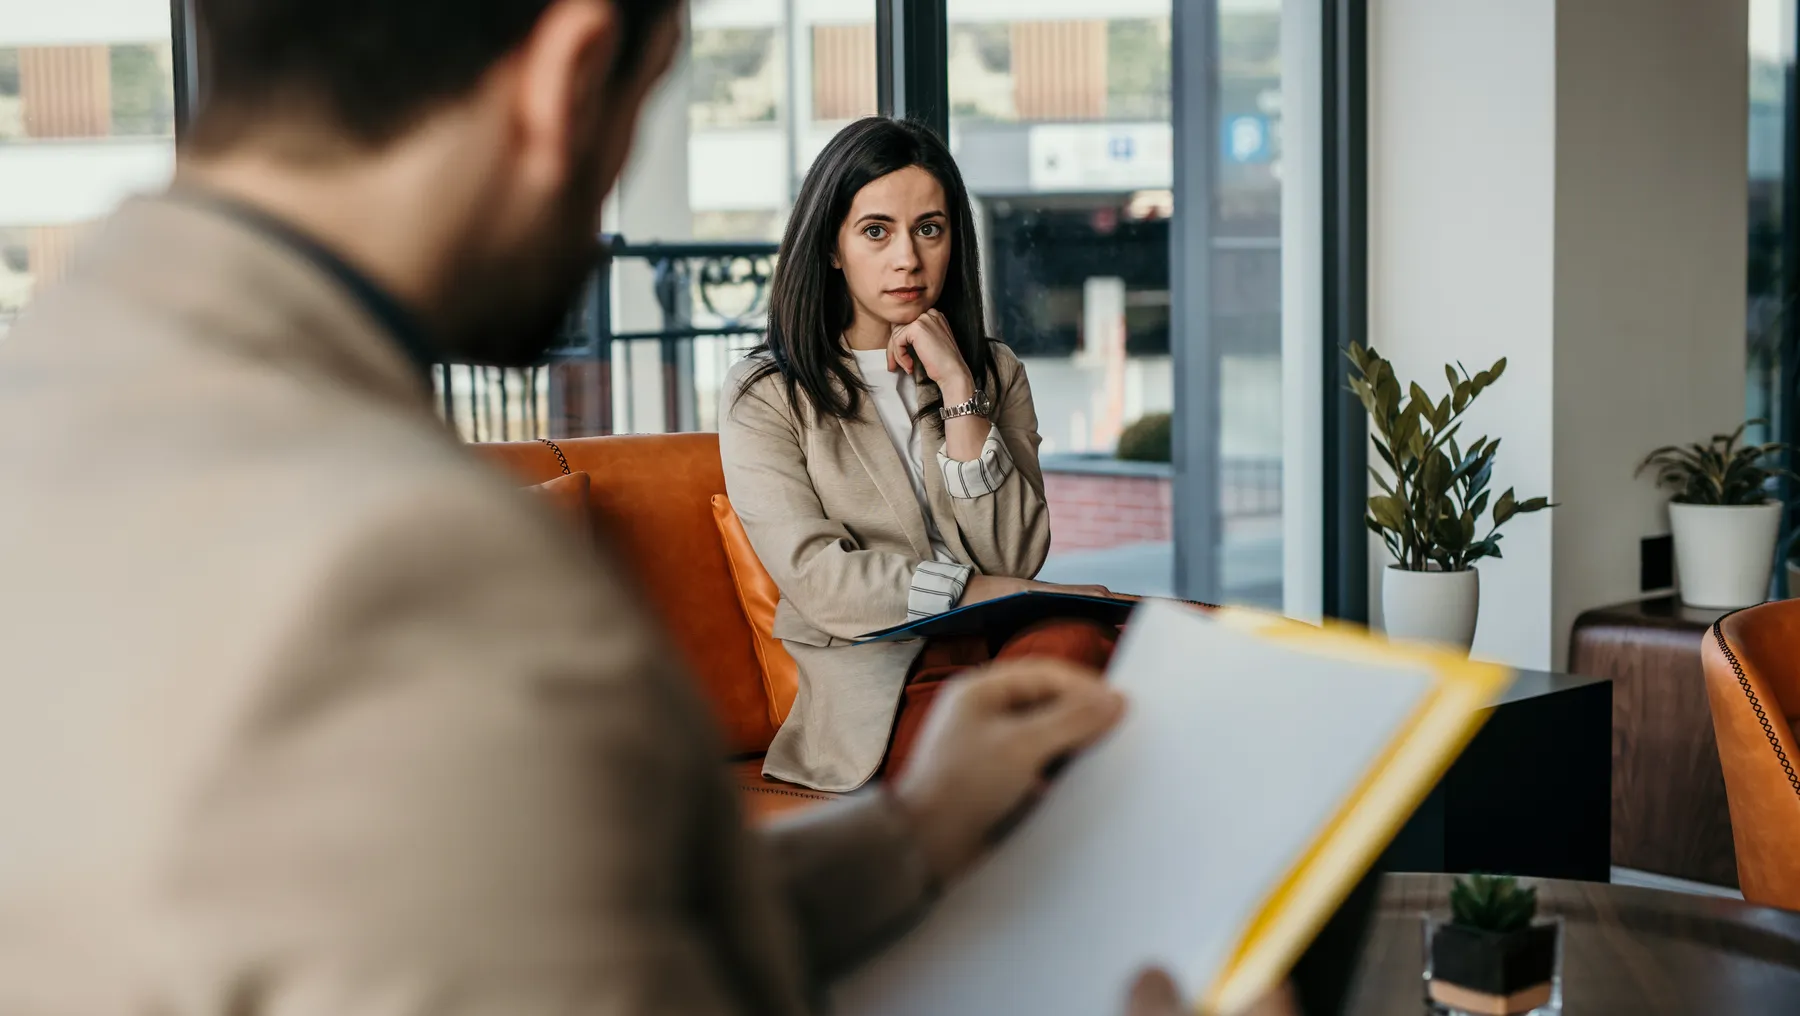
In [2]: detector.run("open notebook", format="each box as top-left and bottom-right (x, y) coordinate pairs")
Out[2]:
(832, 600), (1510, 1016)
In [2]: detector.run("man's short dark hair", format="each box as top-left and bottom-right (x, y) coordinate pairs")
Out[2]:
(192, 0), (680, 152)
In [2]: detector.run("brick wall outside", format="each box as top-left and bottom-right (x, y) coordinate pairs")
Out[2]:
(1043, 470), (1172, 553)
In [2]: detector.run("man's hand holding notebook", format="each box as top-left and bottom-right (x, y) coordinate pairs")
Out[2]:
(836, 600), (1510, 1015)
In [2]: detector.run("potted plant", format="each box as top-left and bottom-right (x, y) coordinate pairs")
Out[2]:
(1637, 421), (1792, 609)
(1425, 874), (1560, 1015)
(1346, 344), (1553, 651)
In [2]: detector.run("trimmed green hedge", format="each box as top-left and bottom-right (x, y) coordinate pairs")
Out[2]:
(1116, 412), (1171, 463)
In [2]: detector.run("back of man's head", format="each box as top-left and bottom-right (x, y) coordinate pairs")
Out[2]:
(183, 0), (684, 368)
(191, 0), (681, 155)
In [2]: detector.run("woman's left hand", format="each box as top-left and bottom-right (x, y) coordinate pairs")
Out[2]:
(890, 309), (975, 401)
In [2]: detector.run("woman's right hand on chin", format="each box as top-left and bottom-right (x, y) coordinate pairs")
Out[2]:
(959, 574), (1118, 605)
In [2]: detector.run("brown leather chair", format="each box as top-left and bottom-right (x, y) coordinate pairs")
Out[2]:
(473, 434), (836, 821)
(1701, 601), (1800, 909)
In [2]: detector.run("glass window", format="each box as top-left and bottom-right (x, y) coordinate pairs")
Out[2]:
(1107, 18), (1172, 121)
(947, 1), (1181, 596)
(440, 1), (880, 442)
(0, 2), (179, 337)
(941, 0), (1301, 610)
(811, 19), (878, 123)
(680, 1), (878, 435)
(949, 23), (1013, 122)
(690, 26), (781, 130)
(1210, 0), (1284, 608)
(447, 0), (1312, 615)
(1749, 0), (1796, 593)
(1748, 0), (1792, 443)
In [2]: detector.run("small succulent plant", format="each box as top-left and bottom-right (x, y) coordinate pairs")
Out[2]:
(1449, 874), (1538, 934)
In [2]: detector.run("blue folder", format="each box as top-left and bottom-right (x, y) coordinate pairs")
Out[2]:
(855, 590), (1147, 643)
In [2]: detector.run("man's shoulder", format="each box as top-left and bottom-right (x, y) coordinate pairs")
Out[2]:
(7, 288), (609, 636)
(292, 417), (608, 602)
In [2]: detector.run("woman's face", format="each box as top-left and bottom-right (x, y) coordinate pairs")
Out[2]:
(832, 165), (952, 329)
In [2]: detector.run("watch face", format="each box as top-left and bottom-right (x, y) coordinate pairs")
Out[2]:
(942, 390), (992, 419)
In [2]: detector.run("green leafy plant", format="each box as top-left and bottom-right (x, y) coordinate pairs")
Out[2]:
(1346, 343), (1553, 572)
(1116, 412), (1172, 463)
(1635, 421), (1793, 505)
(1449, 874), (1539, 934)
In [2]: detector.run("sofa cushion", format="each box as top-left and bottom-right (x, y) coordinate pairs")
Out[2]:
(711, 494), (800, 729)
(525, 470), (593, 537)
(472, 435), (778, 755)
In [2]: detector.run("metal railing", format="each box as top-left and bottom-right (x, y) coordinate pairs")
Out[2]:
(435, 236), (779, 442)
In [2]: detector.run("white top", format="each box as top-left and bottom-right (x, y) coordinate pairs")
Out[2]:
(850, 348), (957, 565)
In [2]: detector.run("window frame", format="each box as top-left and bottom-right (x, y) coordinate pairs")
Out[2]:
(171, 0), (200, 139)
(879, 0), (1371, 611)
(876, 0), (950, 138)
(174, 0), (1372, 615)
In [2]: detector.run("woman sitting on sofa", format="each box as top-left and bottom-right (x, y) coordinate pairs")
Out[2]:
(720, 116), (1122, 793)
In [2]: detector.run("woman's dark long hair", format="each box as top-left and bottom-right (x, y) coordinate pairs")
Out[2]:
(736, 116), (997, 423)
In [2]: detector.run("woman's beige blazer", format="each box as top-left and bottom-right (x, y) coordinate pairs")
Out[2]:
(719, 344), (1050, 790)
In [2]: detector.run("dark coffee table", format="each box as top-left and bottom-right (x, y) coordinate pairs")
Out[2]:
(1346, 874), (1800, 1014)
(1383, 669), (1612, 882)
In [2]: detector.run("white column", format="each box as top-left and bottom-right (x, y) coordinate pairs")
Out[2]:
(1551, 0), (1749, 666)
(1368, 0), (1747, 669)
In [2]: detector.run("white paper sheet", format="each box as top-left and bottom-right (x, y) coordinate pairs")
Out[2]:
(830, 601), (1436, 1016)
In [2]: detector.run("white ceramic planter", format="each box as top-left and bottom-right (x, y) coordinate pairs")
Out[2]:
(1382, 566), (1480, 652)
(1670, 501), (1782, 609)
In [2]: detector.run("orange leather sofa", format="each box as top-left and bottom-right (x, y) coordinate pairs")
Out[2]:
(1700, 601), (1800, 910)
(475, 434), (837, 821)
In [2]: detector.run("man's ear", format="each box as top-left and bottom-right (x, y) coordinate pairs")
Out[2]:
(511, 0), (621, 194)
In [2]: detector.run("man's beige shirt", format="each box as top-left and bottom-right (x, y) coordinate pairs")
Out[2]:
(0, 195), (932, 1014)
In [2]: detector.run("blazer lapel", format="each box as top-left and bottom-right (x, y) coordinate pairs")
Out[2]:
(837, 394), (933, 560)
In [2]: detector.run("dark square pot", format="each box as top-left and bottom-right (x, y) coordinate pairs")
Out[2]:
(1430, 922), (1558, 996)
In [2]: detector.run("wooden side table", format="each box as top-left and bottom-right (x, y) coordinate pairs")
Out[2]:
(1569, 596), (1737, 888)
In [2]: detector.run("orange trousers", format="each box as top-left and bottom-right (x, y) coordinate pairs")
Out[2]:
(881, 618), (1119, 778)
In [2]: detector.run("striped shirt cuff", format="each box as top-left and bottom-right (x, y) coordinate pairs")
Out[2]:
(908, 560), (973, 619)
(936, 427), (1015, 499)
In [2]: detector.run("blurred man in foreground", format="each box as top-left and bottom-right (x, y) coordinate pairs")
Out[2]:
(0, 2), (1295, 1014)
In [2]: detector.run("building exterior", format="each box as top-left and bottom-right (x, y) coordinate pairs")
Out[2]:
(682, 0), (1195, 459)
(0, 0), (177, 337)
